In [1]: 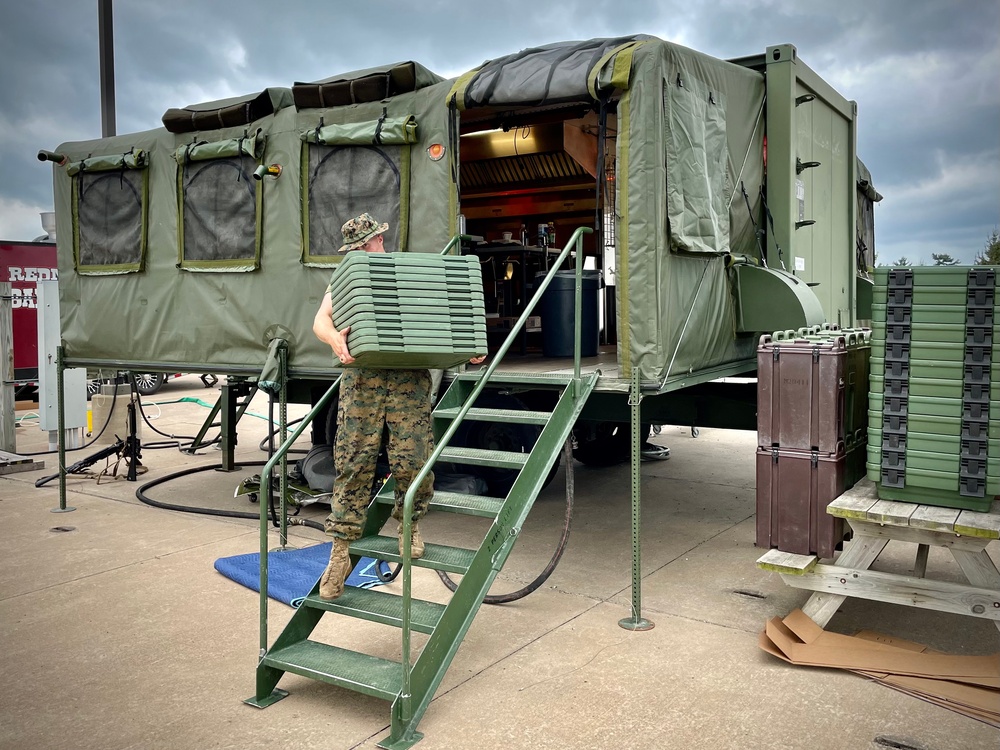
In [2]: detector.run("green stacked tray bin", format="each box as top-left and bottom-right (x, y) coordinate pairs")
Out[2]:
(867, 266), (998, 511)
(327, 253), (488, 369)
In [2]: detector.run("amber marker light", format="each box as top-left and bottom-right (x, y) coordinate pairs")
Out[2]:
(427, 143), (446, 161)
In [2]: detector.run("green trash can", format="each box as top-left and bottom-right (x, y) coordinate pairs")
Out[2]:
(535, 270), (602, 357)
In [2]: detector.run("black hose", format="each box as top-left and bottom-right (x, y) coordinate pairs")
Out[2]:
(435, 441), (574, 604)
(134, 460), (324, 530)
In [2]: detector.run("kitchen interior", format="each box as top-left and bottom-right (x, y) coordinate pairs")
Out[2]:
(457, 108), (618, 357)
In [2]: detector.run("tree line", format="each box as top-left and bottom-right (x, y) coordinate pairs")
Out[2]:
(881, 227), (1000, 267)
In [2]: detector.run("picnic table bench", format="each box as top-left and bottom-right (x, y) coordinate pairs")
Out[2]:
(757, 478), (1000, 633)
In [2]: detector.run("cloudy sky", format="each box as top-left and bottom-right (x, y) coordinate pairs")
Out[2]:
(1, 0), (997, 264)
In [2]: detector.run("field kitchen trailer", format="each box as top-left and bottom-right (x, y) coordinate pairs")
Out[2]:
(41, 36), (879, 748)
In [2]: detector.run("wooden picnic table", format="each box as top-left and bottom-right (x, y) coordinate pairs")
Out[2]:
(757, 478), (1000, 633)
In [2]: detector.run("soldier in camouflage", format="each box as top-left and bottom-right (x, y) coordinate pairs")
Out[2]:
(312, 213), (483, 601)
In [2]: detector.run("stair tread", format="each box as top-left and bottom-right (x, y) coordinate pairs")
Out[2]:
(434, 406), (551, 425)
(428, 491), (504, 516)
(263, 640), (402, 700)
(456, 371), (574, 386)
(440, 446), (529, 468)
(375, 490), (503, 518)
(351, 534), (476, 574)
(302, 586), (445, 634)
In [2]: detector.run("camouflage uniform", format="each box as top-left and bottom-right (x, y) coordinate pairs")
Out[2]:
(324, 367), (435, 540)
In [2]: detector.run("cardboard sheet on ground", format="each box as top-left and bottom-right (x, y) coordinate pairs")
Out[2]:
(760, 609), (1000, 727)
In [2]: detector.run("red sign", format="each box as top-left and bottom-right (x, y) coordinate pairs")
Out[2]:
(1, 240), (58, 382)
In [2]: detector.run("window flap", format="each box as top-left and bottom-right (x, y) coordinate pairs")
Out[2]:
(173, 129), (265, 164)
(67, 149), (148, 176)
(300, 115), (417, 146)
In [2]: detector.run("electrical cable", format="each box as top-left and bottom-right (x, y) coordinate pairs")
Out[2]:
(135, 460), (324, 530)
(16, 378), (123, 457)
(434, 465), (574, 604)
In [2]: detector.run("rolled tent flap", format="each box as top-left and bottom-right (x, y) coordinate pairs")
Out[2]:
(451, 35), (651, 110)
(173, 128), (265, 163)
(293, 62), (443, 109)
(161, 88), (293, 134)
(301, 115), (418, 146)
(67, 149), (148, 175)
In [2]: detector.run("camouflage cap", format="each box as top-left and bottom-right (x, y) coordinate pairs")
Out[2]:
(339, 212), (389, 253)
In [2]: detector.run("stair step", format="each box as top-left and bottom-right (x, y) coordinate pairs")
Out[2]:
(456, 371), (574, 387)
(301, 587), (445, 634)
(434, 406), (551, 425)
(261, 640), (402, 701)
(428, 491), (505, 517)
(440, 446), (529, 469)
(351, 534), (476, 574)
(375, 490), (504, 517)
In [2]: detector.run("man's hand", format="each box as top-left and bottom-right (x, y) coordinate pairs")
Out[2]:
(334, 326), (354, 365)
(469, 355), (486, 365)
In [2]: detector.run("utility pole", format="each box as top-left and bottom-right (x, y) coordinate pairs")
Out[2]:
(98, 0), (116, 137)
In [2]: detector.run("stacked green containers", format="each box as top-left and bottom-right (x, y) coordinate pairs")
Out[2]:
(328, 252), (488, 369)
(868, 267), (998, 511)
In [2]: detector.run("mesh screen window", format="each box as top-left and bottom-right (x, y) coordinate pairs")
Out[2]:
(181, 156), (259, 267)
(305, 144), (403, 261)
(76, 170), (145, 270)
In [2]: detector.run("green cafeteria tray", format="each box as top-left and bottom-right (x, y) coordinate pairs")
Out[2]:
(871, 321), (999, 345)
(870, 355), (1000, 383)
(871, 303), (994, 325)
(874, 266), (997, 287)
(869, 392), (1000, 420)
(868, 427), (1000, 467)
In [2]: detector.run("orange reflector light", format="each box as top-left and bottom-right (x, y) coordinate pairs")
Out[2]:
(427, 143), (446, 161)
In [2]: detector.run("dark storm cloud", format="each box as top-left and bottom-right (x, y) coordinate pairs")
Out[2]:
(1, 0), (997, 263)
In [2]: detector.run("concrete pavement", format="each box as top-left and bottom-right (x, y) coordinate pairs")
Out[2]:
(1, 375), (997, 750)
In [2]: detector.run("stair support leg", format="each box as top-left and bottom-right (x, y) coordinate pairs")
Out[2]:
(620, 366), (654, 631)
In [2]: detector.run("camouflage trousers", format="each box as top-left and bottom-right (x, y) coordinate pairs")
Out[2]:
(324, 368), (435, 541)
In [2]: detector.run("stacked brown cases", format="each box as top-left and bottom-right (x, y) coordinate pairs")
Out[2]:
(755, 329), (870, 558)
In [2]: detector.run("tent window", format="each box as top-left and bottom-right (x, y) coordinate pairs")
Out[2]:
(74, 168), (147, 274)
(302, 143), (409, 265)
(178, 155), (261, 271)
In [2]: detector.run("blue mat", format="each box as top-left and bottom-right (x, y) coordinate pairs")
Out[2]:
(214, 543), (390, 608)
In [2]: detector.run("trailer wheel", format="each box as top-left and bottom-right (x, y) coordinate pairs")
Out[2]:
(572, 421), (652, 466)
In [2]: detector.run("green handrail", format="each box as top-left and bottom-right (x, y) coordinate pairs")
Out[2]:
(396, 226), (593, 722)
(257, 375), (341, 653)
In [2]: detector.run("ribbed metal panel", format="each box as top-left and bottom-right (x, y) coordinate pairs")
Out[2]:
(301, 588), (445, 634)
(350, 535), (476, 574)
(433, 407), (551, 425)
(262, 640), (402, 701)
(440, 446), (531, 469)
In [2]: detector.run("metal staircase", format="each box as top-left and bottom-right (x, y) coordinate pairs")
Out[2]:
(245, 228), (595, 749)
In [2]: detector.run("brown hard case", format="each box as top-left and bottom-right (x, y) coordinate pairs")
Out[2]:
(755, 446), (847, 559)
(757, 334), (846, 453)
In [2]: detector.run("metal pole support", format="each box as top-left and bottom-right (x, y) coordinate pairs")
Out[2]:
(619, 365), (653, 631)
(52, 345), (76, 513)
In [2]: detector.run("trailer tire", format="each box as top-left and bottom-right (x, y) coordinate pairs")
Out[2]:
(572, 421), (651, 466)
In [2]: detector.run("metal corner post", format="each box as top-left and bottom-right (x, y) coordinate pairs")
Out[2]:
(619, 365), (652, 631)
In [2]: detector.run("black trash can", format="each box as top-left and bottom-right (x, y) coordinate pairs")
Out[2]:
(535, 270), (602, 357)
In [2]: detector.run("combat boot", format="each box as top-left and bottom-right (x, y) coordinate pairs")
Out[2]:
(319, 538), (352, 601)
(398, 521), (425, 559)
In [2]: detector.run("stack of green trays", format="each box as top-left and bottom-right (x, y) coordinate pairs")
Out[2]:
(867, 266), (999, 510)
(327, 252), (487, 369)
